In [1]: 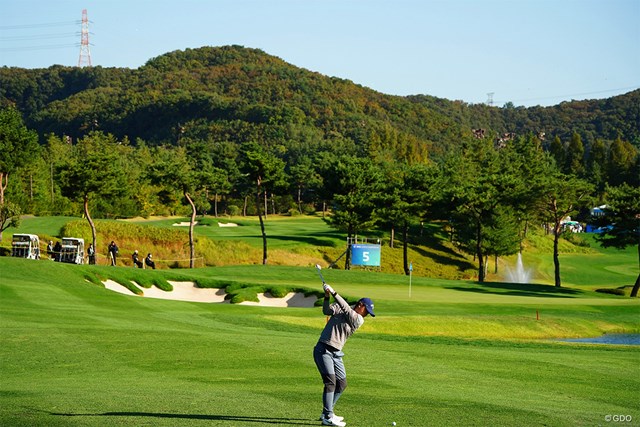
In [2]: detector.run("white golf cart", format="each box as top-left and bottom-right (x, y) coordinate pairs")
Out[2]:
(59, 237), (85, 264)
(11, 234), (41, 259)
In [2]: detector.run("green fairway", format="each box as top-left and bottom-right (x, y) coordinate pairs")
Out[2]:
(4, 215), (638, 288)
(4, 215), (79, 240)
(127, 215), (346, 250)
(1, 257), (638, 426)
(522, 233), (638, 289)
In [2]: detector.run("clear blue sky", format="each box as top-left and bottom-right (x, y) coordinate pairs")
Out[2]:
(1, 0), (638, 107)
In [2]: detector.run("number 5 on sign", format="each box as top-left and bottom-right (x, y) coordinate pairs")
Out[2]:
(351, 244), (381, 266)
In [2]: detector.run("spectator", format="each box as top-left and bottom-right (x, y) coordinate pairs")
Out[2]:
(53, 241), (62, 262)
(47, 240), (54, 260)
(132, 250), (143, 268)
(108, 241), (118, 266)
(145, 253), (156, 270)
(87, 243), (96, 265)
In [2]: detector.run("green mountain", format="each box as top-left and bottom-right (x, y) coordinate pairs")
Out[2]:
(1, 45), (638, 160)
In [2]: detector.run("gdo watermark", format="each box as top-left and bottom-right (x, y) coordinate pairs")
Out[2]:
(605, 414), (633, 423)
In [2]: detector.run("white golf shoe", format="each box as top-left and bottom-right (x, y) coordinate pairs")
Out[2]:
(322, 414), (346, 427)
(319, 414), (344, 422)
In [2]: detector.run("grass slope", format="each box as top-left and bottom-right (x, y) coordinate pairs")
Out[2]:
(1, 257), (638, 426)
(4, 215), (638, 290)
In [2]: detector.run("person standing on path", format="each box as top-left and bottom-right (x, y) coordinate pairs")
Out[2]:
(87, 243), (96, 265)
(313, 282), (375, 427)
(108, 241), (118, 266)
(47, 240), (54, 259)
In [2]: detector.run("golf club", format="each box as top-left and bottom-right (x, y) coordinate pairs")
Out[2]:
(315, 264), (326, 284)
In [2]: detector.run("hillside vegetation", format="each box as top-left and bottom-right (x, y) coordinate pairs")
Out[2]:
(1, 45), (638, 154)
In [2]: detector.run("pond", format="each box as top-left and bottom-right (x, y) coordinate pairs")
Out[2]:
(558, 334), (640, 346)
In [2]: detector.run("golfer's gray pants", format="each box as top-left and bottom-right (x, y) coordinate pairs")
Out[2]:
(313, 342), (347, 417)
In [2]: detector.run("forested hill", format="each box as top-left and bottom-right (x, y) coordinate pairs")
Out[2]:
(408, 90), (640, 148)
(1, 45), (638, 159)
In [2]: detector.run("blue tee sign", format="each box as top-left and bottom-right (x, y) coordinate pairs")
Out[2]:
(351, 244), (381, 266)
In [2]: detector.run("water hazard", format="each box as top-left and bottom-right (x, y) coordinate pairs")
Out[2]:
(558, 334), (640, 346)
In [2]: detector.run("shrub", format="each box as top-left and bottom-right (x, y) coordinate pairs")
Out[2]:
(220, 282), (324, 304)
(151, 277), (173, 291)
(268, 286), (289, 298)
(225, 281), (263, 293)
(561, 231), (591, 248)
(302, 204), (317, 215)
(194, 278), (231, 288)
(229, 287), (262, 304)
(227, 205), (241, 216)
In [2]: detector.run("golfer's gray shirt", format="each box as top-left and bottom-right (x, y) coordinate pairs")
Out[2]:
(318, 293), (364, 351)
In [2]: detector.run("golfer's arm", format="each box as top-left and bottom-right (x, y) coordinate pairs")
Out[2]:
(333, 293), (351, 312)
(322, 295), (333, 315)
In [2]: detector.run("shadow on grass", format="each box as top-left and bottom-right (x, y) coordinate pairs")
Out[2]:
(268, 233), (341, 247)
(51, 410), (318, 425)
(445, 281), (584, 298)
(411, 244), (476, 272)
(410, 223), (470, 257)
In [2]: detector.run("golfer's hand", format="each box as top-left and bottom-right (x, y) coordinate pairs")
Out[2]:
(323, 283), (335, 296)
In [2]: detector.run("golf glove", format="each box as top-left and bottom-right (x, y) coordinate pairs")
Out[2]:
(323, 283), (335, 295)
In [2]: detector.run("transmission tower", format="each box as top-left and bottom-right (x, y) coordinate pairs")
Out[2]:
(486, 92), (494, 106)
(78, 9), (92, 67)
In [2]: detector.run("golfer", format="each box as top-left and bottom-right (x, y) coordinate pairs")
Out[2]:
(313, 283), (375, 427)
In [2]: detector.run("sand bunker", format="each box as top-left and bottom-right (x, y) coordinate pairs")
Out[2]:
(103, 279), (135, 295)
(151, 281), (228, 303)
(172, 221), (198, 226)
(218, 222), (238, 227)
(101, 280), (316, 307)
(239, 292), (317, 308)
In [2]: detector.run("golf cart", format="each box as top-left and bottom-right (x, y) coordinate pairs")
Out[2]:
(11, 234), (41, 259)
(59, 237), (85, 264)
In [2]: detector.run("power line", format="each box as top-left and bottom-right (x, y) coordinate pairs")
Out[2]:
(0, 32), (78, 41)
(0, 13), (95, 63)
(498, 86), (640, 106)
(0, 44), (79, 52)
(0, 21), (79, 30)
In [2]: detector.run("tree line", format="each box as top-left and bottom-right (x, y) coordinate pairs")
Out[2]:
(1, 104), (638, 295)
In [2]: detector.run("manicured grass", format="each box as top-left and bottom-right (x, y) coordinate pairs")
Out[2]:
(4, 216), (637, 289)
(3, 215), (78, 240)
(129, 214), (345, 250)
(1, 257), (638, 426)
(519, 233), (637, 289)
